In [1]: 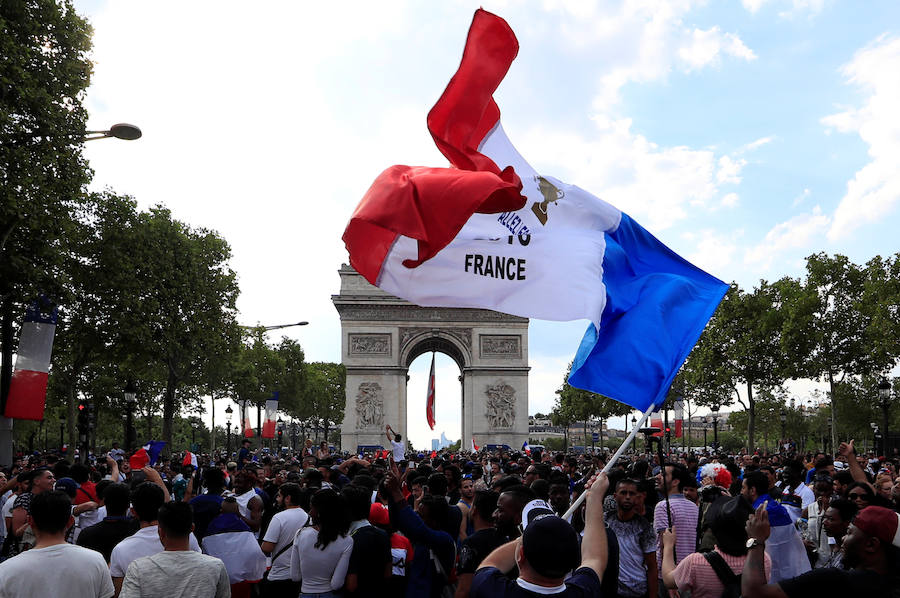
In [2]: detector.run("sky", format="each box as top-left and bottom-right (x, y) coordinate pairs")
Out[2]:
(73, 0), (900, 450)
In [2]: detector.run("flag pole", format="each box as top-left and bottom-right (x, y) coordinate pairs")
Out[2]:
(562, 403), (655, 522)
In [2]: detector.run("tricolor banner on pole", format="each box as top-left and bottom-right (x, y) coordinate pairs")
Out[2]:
(426, 354), (436, 430)
(674, 397), (684, 438)
(241, 401), (254, 438)
(4, 299), (57, 420)
(343, 9), (728, 416)
(262, 392), (278, 439)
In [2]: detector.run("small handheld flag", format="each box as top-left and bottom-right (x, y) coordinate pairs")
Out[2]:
(522, 441), (531, 455)
(471, 437), (480, 452)
(183, 451), (198, 468)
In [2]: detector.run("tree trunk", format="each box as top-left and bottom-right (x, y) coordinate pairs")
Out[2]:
(67, 385), (77, 453)
(209, 393), (216, 453)
(747, 381), (756, 452)
(162, 367), (177, 457)
(828, 370), (837, 453)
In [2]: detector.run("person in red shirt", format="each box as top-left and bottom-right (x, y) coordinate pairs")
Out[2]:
(369, 502), (413, 595)
(69, 464), (98, 505)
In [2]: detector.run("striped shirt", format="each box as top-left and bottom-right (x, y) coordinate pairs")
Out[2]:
(654, 494), (699, 573)
(673, 547), (772, 598)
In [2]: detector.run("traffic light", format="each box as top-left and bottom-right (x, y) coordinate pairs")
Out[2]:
(77, 400), (89, 435)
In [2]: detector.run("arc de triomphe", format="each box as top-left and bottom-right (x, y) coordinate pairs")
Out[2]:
(332, 265), (530, 451)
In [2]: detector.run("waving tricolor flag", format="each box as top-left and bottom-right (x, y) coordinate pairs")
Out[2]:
(241, 401), (255, 439)
(261, 392), (278, 439)
(426, 353), (436, 430)
(343, 9), (728, 414)
(183, 451), (198, 469)
(471, 437), (480, 452)
(4, 300), (57, 420)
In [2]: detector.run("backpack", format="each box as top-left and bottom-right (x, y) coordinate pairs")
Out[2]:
(702, 550), (741, 598)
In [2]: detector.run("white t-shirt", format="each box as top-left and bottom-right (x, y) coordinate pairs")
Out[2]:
(120, 550), (229, 598)
(109, 525), (201, 577)
(391, 440), (405, 462)
(777, 482), (815, 522)
(0, 542), (114, 598)
(290, 526), (353, 593)
(262, 507), (309, 580)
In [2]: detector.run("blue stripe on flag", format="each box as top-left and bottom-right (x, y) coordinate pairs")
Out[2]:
(568, 213), (728, 412)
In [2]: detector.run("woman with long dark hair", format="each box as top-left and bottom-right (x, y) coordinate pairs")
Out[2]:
(289, 488), (352, 598)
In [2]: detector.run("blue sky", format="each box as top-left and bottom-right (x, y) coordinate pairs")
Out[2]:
(74, 0), (900, 449)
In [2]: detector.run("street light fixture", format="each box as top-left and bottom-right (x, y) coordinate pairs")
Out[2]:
(239, 321), (309, 332)
(711, 405), (720, 450)
(84, 123), (142, 141)
(780, 409), (787, 443)
(277, 417), (285, 452)
(123, 380), (137, 452)
(225, 405), (233, 457)
(878, 377), (892, 456)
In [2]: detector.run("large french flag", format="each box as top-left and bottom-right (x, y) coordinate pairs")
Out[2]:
(4, 302), (57, 420)
(343, 10), (728, 413)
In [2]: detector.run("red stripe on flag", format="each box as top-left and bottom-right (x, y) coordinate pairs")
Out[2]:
(4, 370), (49, 420)
(342, 9), (526, 285)
(426, 353), (436, 430)
(427, 8), (519, 176)
(261, 419), (276, 439)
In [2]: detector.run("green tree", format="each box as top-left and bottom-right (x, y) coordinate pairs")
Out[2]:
(299, 362), (345, 445)
(697, 283), (788, 450)
(1, 0), (93, 461)
(106, 207), (240, 454)
(554, 361), (631, 450)
(781, 253), (894, 447)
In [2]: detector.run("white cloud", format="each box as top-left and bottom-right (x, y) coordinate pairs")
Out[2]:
(717, 156), (748, 185)
(685, 229), (740, 274)
(792, 188), (811, 207)
(823, 35), (900, 240)
(721, 192), (740, 208)
(744, 206), (830, 269)
(741, 0), (826, 17)
(544, 1), (755, 112)
(679, 27), (756, 71)
(516, 115), (726, 230)
(738, 136), (775, 153)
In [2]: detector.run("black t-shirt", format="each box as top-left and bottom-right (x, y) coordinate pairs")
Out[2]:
(445, 503), (463, 543)
(346, 525), (392, 597)
(471, 566), (601, 597)
(459, 528), (505, 574)
(780, 567), (892, 598)
(75, 517), (140, 562)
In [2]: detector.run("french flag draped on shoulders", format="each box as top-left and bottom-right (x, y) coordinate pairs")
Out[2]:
(343, 9), (729, 413)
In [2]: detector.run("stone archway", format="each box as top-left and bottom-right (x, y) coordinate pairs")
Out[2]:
(332, 264), (530, 452)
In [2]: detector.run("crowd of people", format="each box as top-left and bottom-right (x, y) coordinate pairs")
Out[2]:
(0, 426), (898, 598)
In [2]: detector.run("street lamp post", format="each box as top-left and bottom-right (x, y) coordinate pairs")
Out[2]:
(780, 409), (787, 445)
(711, 405), (720, 450)
(291, 422), (299, 453)
(879, 377), (892, 456)
(277, 417), (285, 453)
(590, 421), (596, 454)
(123, 380), (137, 453)
(225, 405), (233, 457)
(703, 417), (708, 448)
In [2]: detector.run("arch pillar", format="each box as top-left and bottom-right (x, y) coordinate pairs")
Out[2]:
(333, 265), (529, 452)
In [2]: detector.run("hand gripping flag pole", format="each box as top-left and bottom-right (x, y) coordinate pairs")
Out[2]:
(562, 404), (655, 521)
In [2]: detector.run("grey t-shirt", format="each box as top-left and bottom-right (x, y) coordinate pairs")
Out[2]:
(120, 550), (230, 598)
